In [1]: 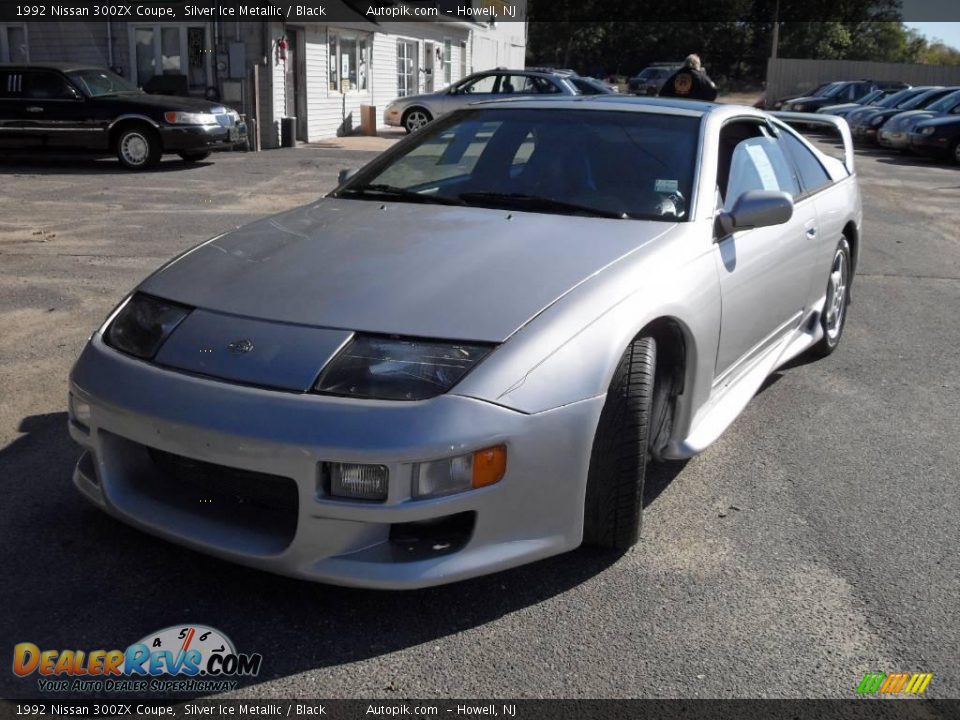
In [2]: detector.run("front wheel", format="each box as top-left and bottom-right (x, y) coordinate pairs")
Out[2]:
(116, 126), (161, 170)
(178, 150), (211, 163)
(811, 237), (852, 357)
(950, 139), (960, 166)
(582, 337), (656, 550)
(402, 108), (432, 134)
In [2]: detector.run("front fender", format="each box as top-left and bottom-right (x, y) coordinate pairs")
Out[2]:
(453, 222), (721, 445)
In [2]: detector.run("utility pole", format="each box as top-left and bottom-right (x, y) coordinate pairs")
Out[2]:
(771, 0), (780, 59)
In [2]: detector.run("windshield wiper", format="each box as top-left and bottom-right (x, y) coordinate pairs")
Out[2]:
(458, 192), (627, 219)
(338, 184), (464, 206)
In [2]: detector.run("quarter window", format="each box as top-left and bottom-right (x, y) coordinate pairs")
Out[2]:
(779, 130), (832, 195)
(24, 71), (77, 100)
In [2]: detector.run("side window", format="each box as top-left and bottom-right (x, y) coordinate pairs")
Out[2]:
(725, 136), (801, 210)
(779, 130), (832, 195)
(460, 74), (497, 94)
(0, 71), (20, 98)
(24, 71), (77, 100)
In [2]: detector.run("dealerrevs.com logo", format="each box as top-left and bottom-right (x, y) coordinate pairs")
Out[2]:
(13, 625), (263, 693)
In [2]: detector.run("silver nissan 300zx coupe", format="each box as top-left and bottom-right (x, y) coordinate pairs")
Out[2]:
(69, 97), (861, 588)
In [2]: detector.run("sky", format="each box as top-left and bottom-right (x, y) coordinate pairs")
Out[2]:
(904, 22), (960, 50)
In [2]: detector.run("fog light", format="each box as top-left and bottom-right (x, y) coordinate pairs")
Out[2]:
(414, 445), (506, 499)
(69, 393), (91, 423)
(328, 463), (389, 501)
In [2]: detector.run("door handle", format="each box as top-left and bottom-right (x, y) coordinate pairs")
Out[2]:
(26, 106), (44, 113)
(805, 223), (818, 238)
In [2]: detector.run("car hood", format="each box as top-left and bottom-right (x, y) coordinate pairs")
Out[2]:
(818, 102), (860, 113)
(886, 110), (935, 130)
(914, 115), (960, 130)
(390, 92), (444, 105)
(108, 92), (231, 112)
(139, 198), (671, 343)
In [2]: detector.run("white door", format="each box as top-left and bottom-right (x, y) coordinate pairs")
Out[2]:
(131, 24), (212, 94)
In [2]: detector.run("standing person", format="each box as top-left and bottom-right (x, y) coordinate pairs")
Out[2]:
(659, 54), (718, 101)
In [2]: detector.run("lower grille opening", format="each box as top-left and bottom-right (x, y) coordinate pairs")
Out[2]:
(388, 511), (475, 561)
(78, 451), (99, 485)
(148, 448), (298, 517)
(98, 431), (298, 556)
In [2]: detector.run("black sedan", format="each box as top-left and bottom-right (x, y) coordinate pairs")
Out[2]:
(0, 63), (246, 169)
(909, 115), (960, 163)
(848, 86), (954, 144)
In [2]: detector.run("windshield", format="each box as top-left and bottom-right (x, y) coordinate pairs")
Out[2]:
(821, 82), (856, 99)
(858, 89), (884, 104)
(336, 108), (701, 222)
(903, 89), (944, 110)
(926, 89), (960, 112)
(67, 69), (140, 97)
(815, 82), (843, 97)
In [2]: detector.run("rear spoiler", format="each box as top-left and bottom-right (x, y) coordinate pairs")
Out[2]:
(770, 111), (855, 176)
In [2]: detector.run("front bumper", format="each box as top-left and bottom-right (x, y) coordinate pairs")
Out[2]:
(908, 132), (951, 156)
(851, 124), (880, 143)
(68, 336), (603, 589)
(877, 128), (910, 149)
(383, 107), (403, 127)
(159, 123), (247, 152)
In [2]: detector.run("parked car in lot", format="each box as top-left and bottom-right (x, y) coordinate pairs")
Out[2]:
(849, 86), (954, 144)
(383, 68), (578, 133)
(878, 88), (960, 150)
(909, 114), (960, 163)
(779, 80), (903, 113)
(68, 97), (861, 588)
(765, 81), (840, 110)
(627, 64), (681, 95)
(816, 86), (909, 118)
(0, 63), (245, 169)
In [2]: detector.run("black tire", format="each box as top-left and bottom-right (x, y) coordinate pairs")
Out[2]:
(402, 107), (432, 134)
(811, 237), (852, 358)
(950, 139), (960, 166)
(583, 337), (656, 550)
(178, 150), (211, 163)
(115, 125), (161, 170)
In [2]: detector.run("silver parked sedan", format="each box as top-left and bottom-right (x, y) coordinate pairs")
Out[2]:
(69, 97), (861, 589)
(383, 68), (578, 133)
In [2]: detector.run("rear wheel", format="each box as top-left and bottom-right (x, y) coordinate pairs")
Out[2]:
(402, 108), (432, 133)
(951, 139), (960, 165)
(583, 337), (656, 550)
(116, 125), (161, 170)
(178, 150), (211, 162)
(811, 237), (851, 357)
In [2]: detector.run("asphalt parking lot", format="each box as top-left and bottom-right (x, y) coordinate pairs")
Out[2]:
(1, 136), (958, 700)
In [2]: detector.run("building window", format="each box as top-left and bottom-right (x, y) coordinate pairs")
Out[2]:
(459, 40), (467, 79)
(397, 39), (417, 97)
(329, 30), (369, 92)
(132, 24), (210, 92)
(443, 38), (452, 84)
(0, 24), (29, 63)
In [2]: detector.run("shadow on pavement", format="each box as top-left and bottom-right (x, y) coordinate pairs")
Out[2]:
(0, 411), (664, 699)
(0, 155), (215, 175)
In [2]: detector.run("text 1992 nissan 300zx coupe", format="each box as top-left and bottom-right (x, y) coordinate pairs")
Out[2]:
(69, 97), (861, 588)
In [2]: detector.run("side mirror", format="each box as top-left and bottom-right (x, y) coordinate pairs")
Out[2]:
(715, 190), (793, 238)
(338, 168), (358, 184)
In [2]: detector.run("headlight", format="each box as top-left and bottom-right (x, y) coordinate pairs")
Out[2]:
(870, 115), (886, 127)
(793, 104), (806, 112)
(163, 111), (218, 125)
(414, 445), (507, 498)
(314, 335), (493, 401)
(920, 126), (936, 136)
(104, 293), (192, 360)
